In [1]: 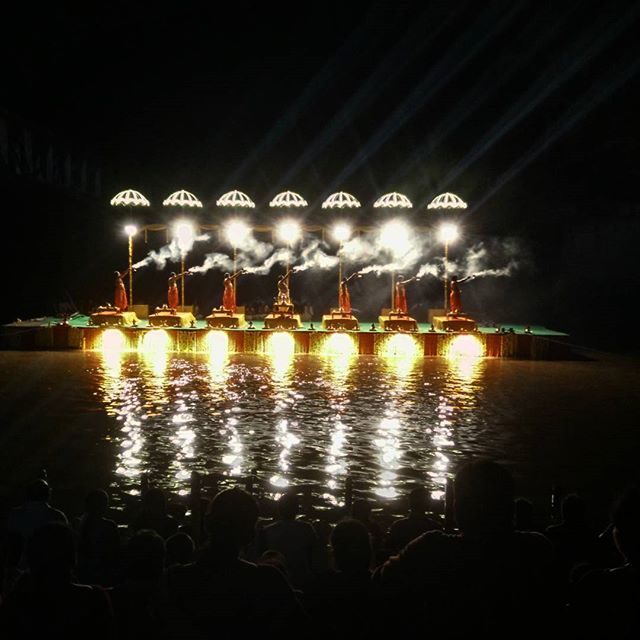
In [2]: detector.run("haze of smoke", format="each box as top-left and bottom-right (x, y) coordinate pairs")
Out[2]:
(243, 248), (294, 275)
(132, 234), (210, 270)
(188, 253), (234, 274)
(416, 263), (440, 278)
(293, 240), (339, 272)
(234, 234), (273, 269)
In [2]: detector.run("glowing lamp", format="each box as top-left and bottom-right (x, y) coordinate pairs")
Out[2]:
(332, 223), (352, 243)
(438, 223), (459, 245)
(225, 220), (250, 247)
(124, 224), (137, 237)
(380, 220), (411, 258)
(174, 221), (195, 253)
(276, 219), (302, 245)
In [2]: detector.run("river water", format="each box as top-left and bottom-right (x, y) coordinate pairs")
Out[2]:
(1, 347), (639, 525)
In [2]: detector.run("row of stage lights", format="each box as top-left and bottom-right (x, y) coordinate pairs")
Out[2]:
(110, 189), (468, 211)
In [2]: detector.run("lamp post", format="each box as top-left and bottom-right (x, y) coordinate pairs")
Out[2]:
(380, 220), (411, 312)
(438, 223), (459, 312)
(427, 193), (468, 312)
(124, 225), (137, 308)
(276, 219), (302, 271)
(225, 220), (250, 275)
(174, 221), (195, 311)
(332, 223), (352, 309)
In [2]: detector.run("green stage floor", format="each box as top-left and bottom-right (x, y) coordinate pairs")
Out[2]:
(5, 315), (569, 337)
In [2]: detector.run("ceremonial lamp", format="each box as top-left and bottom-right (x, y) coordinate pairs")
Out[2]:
(332, 223), (352, 308)
(124, 225), (137, 308)
(427, 192), (468, 312)
(173, 221), (195, 311)
(438, 223), (459, 312)
(380, 220), (411, 312)
(224, 220), (251, 275)
(276, 219), (302, 271)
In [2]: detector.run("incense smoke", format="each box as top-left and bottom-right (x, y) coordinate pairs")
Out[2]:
(132, 234), (210, 270)
(188, 253), (234, 274)
(293, 240), (339, 272)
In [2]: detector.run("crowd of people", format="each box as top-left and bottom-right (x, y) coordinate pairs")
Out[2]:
(0, 460), (638, 639)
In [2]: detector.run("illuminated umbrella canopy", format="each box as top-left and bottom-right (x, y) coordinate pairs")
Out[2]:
(321, 191), (361, 209)
(427, 192), (468, 210)
(110, 189), (151, 207)
(269, 191), (308, 208)
(162, 190), (203, 208)
(216, 190), (256, 208)
(373, 192), (413, 209)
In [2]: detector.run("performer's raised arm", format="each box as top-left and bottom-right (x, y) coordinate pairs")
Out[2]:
(344, 272), (361, 283)
(231, 268), (246, 280)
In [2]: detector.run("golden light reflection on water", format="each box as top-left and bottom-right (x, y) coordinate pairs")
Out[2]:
(100, 329), (126, 376)
(378, 334), (421, 379)
(267, 332), (295, 385)
(206, 331), (230, 387)
(140, 330), (170, 377)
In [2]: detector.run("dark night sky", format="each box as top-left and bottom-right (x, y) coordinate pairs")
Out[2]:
(3, 0), (640, 349)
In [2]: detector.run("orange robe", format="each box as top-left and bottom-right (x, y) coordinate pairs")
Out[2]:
(168, 279), (179, 310)
(339, 282), (352, 314)
(449, 281), (462, 314)
(222, 277), (236, 312)
(394, 282), (408, 314)
(115, 277), (127, 311)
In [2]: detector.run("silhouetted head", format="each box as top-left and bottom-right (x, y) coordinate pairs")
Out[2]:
(114, 271), (121, 277)
(26, 478), (51, 503)
(514, 497), (535, 531)
(124, 529), (165, 582)
(397, 274), (404, 281)
(27, 522), (75, 581)
(408, 486), (430, 513)
(612, 486), (640, 565)
(170, 271), (176, 278)
(561, 494), (587, 525)
(258, 549), (289, 577)
(454, 460), (515, 534)
(141, 488), (168, 515)
(166, 532), (195, 566)
(85, 489), (109, 518)
(204, 487), (259, 549)
(277, 490), (300, 520)
(331, 518), (372, 573)
(224, 272), (230, 278)
(451, 275), (458, 282)
(351, 498), (373, 523)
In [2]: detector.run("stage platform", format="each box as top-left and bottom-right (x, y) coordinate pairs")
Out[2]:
(0, 315), (572, 359)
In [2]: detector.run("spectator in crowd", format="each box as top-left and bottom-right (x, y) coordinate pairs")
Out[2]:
(387, 486), (441, 554)
(131, 488), (178, 540)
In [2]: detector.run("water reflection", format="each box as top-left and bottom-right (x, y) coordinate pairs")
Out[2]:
(90, 349), (489, 514)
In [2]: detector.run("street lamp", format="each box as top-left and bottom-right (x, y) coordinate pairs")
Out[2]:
(332, 223), (352, 307)
(224, 220), (251, 274)
(174, 221), (195, 311)
(428, 192), (467, 312)
(438, 223), (459, 312)
(380, 220), (411, 311)
(276, 219), (302, 270)
(124, 225), (137, 308)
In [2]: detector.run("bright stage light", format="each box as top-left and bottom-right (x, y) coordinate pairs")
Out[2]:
(124, 224), (138, 237)
(276, 220), (302, 245)
(320, 333), (357, 357)
(446, 335), (484, 358)
(225, 220), (250, 247)
(141, 329), (170, 354)
(380, 220), (411, 257)
(206, 330), (229, 357)
(438, 223), (459, 244)
(332, 223), (352, 243)
(267, 331), (295, 356)
(101, 328), (126, 353)
(378, 333), (421, 359)
(174, 220), (196, 253)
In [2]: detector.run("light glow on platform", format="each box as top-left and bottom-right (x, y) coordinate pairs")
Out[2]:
(141, 330), (170, 375)
(206, 330), (229, 358)
(379, 333), (421, 359)
(101, 329), (126, 354)
(320, 333), (358, 357)
(447, 335), (484, 358)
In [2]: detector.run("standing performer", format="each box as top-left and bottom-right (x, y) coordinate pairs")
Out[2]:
(114, 270), (129, 311)
(222, 269), (246, 313)
(394, 274), (419, 314)
(449, 275), (472, 315)
(168, 270), (190, 310)
(339, 272), (361, 314)
(276, 267), (293, 306)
